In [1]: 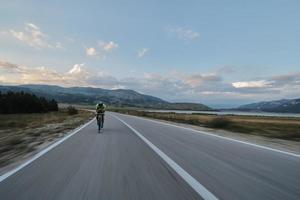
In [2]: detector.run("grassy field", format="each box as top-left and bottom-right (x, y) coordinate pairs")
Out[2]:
(109, 108), (300, 141)
(0, 109), (94, 167)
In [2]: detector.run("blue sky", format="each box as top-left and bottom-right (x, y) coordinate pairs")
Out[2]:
(1, 0), (300, 107)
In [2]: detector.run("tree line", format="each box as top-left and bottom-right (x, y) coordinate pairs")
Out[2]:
(0, 91), (58, 114)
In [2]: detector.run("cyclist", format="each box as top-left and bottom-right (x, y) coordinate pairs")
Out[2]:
(96, 102), (106, 130)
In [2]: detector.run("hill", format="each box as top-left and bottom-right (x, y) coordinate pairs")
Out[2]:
(0, 84), (211, 111)
(237, 98), (300, 113)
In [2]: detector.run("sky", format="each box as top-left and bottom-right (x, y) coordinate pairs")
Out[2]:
(1, 0), (300, 108)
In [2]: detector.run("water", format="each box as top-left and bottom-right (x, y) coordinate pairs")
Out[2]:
(144, 110), (300, 118)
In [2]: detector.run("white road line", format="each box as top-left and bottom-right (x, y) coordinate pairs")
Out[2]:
(115, 113), (300, 158)
(113, 115), (218, 200)
(0, 118), (95, 183)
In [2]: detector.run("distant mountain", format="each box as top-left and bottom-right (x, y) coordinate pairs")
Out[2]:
(236, 98), (300, 113)
(0, 84), (212, 111)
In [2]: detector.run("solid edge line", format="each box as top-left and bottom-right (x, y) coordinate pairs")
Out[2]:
(115, 113), (300, 158)
(113, 114), (218, 200)
(0, 118), (95, 183)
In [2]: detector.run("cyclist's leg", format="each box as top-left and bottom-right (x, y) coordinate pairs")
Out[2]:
(96, 114), (101, 131)
(101, 114), (104, 128)
(99, 117), (101, 131)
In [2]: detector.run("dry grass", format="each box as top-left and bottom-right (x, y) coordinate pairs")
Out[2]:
(0, 109), (94, 167)
(110, 108), (300, 141)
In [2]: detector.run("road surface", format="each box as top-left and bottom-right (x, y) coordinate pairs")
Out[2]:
(0, 112), (299, 200)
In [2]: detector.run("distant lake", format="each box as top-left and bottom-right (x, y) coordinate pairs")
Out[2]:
(144, 110), (300, 118)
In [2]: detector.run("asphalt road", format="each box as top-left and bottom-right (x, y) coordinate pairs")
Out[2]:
(0, 112), (299, 200)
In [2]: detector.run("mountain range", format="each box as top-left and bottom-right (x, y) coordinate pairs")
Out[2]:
(1, 84), (299, 113)
(236, 98), (300, 113)
(0, 84), (212, 111)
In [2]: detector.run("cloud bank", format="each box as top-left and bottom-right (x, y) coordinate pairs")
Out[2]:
(1, 60), (299, 105)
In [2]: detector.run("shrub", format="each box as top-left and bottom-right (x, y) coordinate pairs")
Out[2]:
(206, 117), (232, 128)
(189, 118), (200, 125)
(67, 106), (78, 115)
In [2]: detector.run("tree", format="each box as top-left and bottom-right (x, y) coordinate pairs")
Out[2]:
(0, 91), (59, 114)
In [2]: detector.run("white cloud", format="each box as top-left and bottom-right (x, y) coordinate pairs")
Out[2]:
(85, 41), (118, 59)
(166, 26), (199, 41)
(100, 41), (118, 51)
(232, 80), (273, 88)
(68, 63), (85, 74)
(26, 23), (39, 30)
(137, 48), (149, 58)
(86, 47), (99, 57)
(8, 23), (62, 49)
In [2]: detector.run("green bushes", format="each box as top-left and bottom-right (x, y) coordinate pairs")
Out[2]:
(0, 91), (58, 114)
(67, 106), (78, 115)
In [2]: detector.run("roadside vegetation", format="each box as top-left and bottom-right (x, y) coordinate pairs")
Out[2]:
(67, 105), (79, 115)
(0, 104), (94, 168)
(109, 108), (300, 141)
(0, 91), (58, 114)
